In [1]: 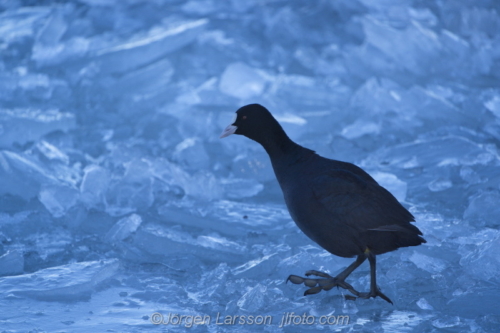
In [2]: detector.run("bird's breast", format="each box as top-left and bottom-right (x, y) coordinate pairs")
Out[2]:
(281, 181), (326, 238)
(277, 175), (364, 258)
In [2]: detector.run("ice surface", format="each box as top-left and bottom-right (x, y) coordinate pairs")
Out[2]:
(350, 77), (403, 114)
(95, 19), (208, 74)
(409, 251), (448, 274)
(80, 164), (110, 210)
(231, 151), (275, 182)
(0, 259), (119, 301)
(341, 120), (381, 139)
(370, 171), (407, 202)
(131, 222), (248, 265)
(107, 58), (175, 98)
(220, 178), (264, 199)
(0, 150), (58, 199)
(0, 0), (499, 332)
(105, 159), (154, 216)
(427, 178), (453, 192)
(460, 230), (500, 282)
(157, 199), (290, 240)
(219, 62), (268, 100)
(36, 7), (67, 46)
(0, 250), (24, 276)
(463, 190), (500, 227)
(0, 69), (69, 105)
(271, 74), (350, 108)
(236, 283), (267, 312)
(485, 95), (500, 118)
(172, 137), (210, 170)
(0, 108), (75, 148)
(362, 16), (442, 75)
(105, 213), (142, 243)
(416, 297), (434, 311)
(39, 183), (79, 217)
(0, 7), (50, 44)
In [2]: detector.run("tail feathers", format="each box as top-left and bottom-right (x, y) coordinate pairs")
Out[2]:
(369, 223), (423, 235)
(364, 223), (426, 255)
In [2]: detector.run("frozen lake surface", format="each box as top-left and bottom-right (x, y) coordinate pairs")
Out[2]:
(0, 0), (499, 331)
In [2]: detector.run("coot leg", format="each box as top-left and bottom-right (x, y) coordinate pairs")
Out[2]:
(354, 252), (393, 304)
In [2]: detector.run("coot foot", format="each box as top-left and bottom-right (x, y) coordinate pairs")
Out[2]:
(286, 271), (359, 297)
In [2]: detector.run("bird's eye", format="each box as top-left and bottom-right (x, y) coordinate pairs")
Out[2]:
(243, 116), (247, 120)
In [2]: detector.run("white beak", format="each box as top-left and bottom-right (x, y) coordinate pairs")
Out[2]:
(220, 124), (237, 138)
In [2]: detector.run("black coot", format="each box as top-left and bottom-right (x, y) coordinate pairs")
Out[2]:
(220, 104), (426, 304)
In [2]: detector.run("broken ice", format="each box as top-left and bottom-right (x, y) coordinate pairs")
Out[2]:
(0, 259), (119, 301)
(0, 0), (499, 332)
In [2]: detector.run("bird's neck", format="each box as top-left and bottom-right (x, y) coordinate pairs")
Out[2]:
(258, 129), (314, 165)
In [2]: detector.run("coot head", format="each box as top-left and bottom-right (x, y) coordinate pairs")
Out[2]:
(220, 104), (283, 145)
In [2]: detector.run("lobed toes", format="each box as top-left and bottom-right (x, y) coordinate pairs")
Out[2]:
(287, 275), (328, 289)
(286, 273), (367, 300)
(286, 275), (325, 288)
(337, 281), (354, 290)
(304, 286), (323, 295)
(346, 287), (360, 297)
(317, 279), (334, 288)
(320, 282), (336, 291)
(305, 270), (333, 278)
(304, 278), (319, 287)
(286, 275), (305, 284)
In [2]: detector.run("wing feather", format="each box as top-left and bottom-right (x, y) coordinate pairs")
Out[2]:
(311, 169), (415, 233)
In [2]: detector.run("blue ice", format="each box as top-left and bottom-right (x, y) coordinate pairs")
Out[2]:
(0, 0), (499, 332)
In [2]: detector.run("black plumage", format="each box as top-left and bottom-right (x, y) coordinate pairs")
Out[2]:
(220, 104), (426, 303)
